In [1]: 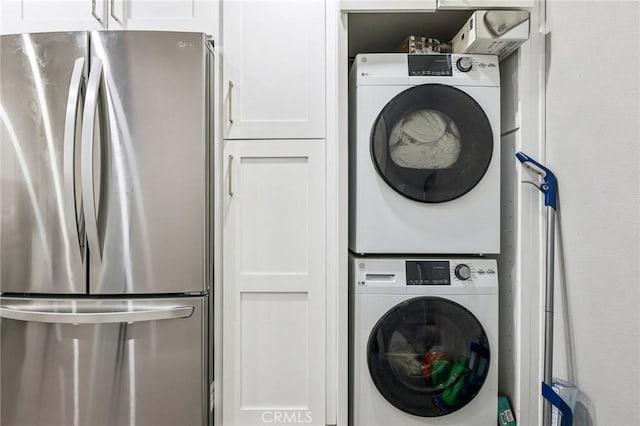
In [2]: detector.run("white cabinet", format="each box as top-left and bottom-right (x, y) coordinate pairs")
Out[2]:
(222, 139), (326, 426)
(437, 0), (533, 9)
(341, 0), (532, 12)
(0, 0), (215, 35)
(0, 0), (104, 34)
(222, 0), (326, 139)
(341, 0), (436, 12)
(107, 0), (215, 33)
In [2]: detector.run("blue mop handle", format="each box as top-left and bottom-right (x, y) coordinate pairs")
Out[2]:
(542, 382), (574, 426)
(515, 152), (558, 210)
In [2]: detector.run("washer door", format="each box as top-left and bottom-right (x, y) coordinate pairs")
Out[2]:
(371, 84), (493, 203)
(367, 296), (490, 417)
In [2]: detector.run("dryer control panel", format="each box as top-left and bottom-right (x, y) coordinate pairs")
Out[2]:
(408, 54), (452, 76)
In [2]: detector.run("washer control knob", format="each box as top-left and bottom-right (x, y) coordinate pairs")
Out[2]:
(455, 264), (472, 281)
(456, 57), (473, 72)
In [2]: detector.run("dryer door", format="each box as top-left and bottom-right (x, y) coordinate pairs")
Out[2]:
(367, 296), (490, 417)
(371, 84), (493, 203)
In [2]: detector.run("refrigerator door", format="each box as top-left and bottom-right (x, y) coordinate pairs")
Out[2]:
(0, 296), (207, 426)
(0, 32), (88, 294)
(84, 31), (209, 294)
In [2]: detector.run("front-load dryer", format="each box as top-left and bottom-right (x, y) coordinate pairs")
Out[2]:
(349, 254), (498, 426)
(349, 53), (500, 254)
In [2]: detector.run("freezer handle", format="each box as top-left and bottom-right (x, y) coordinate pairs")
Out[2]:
(0, 305), (194, 324)
(81, 58), (103, 264)
(63, 57), (86, 257)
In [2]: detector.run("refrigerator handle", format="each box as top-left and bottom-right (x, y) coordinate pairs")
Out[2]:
(0, 305), (194, 324)
(63, 57), (86, 258)
(81, 58), (103, 265)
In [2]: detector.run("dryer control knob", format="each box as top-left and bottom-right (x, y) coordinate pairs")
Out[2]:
(455, 264), (472, 280)
(456, 57), (473, 72)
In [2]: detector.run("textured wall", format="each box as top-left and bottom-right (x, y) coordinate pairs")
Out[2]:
(546, 1), (640, 425)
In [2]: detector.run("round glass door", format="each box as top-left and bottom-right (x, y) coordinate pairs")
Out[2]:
(367, 297), (490, 417)
(371, 84), (493, 203)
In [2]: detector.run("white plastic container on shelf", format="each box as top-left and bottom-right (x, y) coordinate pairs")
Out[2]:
(452, 10), (530, 60)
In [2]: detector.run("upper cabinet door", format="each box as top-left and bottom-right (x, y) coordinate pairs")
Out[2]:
(107, 0), (216, 34)
(0, 0), (105, 35)
(341, 0), (436, 12)
(223, 0), (326, 139)
(437, 0), (534, 9)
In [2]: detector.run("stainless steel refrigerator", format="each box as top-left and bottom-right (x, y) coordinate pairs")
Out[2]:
(0, 31), (213, 426)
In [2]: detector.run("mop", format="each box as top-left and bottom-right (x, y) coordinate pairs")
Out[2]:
(516, 152), (573, 426)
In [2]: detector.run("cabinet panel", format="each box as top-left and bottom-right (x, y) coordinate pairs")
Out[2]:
(240, 292), (310, 408)
(437, 0), (534, 9)
(223, 139), (326, 426)
(223, 1), (326, 139)
(1, 0), (104, 34)
(108, 0), (215, 33)
(341, 0), (436, 12)
(239, 157), (310, 274)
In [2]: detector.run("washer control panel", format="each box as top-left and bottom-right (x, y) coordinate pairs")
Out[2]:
(351, 255), (498, 292)
(405, 261), (451, 285)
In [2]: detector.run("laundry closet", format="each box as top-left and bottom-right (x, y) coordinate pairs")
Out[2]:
(338, 6), (541, 426)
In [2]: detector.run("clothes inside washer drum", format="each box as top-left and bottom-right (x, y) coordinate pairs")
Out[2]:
(389, 109), (462, 169)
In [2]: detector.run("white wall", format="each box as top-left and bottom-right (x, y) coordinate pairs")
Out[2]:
(546, 1), (640, 425)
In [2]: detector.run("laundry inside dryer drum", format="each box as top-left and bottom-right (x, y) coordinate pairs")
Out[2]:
(367, 297), (490, 417)
(371, 84), (493, 203)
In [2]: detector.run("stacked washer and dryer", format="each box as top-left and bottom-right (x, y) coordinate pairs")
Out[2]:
(348, 53), (501, 426)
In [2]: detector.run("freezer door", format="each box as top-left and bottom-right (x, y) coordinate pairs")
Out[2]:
(83, 31), (209, 294)
(0, 32), (88, 294)
(0, 296), (207, 426)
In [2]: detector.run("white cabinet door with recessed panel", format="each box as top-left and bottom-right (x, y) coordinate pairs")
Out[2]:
(341, 0), (436, 12)
(222, 0), (325, 139)
(437, 0), (533, 9)
(222, 139), (326, 426)
(0, 0), (105, 34)
(107, 0), (215, 33)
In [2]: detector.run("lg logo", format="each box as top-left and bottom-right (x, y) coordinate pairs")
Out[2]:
(261, 410), (313, 424)
(178, 41), (195, 48)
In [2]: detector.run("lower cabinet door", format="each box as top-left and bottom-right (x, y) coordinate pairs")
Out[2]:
(222, 139), (326, 426)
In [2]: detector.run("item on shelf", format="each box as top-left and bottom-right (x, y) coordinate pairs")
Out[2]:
(498, 396), (516, 426)
(452, 10), (530, 60)
(398, 36), (449, 54)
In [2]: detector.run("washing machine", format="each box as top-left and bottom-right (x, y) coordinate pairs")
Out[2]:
(349, 53), (500, 254)
(349, 254), (498, 426)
